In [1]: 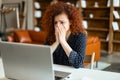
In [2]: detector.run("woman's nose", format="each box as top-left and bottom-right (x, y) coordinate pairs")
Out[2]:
(56, 23), (60, 27)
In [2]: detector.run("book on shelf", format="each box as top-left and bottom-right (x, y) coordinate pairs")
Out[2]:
(107, 0), (110, 7)
(113, 11), (120, 19)
(76, 0), (80, 8)
(94, 2), (99, 7)
(34, 2), (40, 9)
(113, 0), (120, 7)
(112, 22), (119, 31)
(107, 0), (120, 7)
(106, 34), (109, 41)
(83, 20), (88, 29)
(34, 10), (42, 18)
(81, 0), (86, 8)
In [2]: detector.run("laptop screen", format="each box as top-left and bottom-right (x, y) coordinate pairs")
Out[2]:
(0, 41), (54, 80)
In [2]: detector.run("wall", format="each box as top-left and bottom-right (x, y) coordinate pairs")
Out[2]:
(27, 0), (34, 30)
(0, 0), (2, 32)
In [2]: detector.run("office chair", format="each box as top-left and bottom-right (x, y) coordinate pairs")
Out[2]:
(84, 52), (95, 69)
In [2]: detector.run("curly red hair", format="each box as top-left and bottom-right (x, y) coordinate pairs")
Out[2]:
(42, 2), (86, 44)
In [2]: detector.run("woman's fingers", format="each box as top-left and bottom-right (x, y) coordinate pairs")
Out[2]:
(58, 24), (66, 34)
(57, 24), (67, 42)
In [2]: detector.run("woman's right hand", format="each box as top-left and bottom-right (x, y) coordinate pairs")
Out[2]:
(51, 27), (59, 54)
(55, 26), (59, 43)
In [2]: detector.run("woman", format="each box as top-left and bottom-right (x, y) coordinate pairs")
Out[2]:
(42, 2), (87, 68)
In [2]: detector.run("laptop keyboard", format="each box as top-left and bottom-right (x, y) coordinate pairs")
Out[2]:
(54, 70), (71, 80)
(55, 76), (63, 80)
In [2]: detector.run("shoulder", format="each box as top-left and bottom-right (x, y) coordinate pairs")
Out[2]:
(70, 33), (87, 43)
(73, 32), (87, 39)
(73, 33), (87, 47)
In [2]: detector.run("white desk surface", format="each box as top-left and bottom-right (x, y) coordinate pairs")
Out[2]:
(0, 58), (120, 80)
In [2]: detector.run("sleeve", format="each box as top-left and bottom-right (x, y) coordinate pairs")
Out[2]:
(68, 33), (86, 68)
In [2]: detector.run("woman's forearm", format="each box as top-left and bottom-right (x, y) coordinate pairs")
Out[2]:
(51, 41), (59, 54)
(60, 40), (72, 57)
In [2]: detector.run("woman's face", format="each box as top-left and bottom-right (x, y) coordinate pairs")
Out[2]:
(54, 13), (71, 31)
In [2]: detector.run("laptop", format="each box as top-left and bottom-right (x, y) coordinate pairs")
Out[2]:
(0, 41), (71, 80)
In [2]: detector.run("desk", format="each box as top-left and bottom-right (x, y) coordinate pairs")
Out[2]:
(0, 58), (120, 80)
(0, 58), (5, 79)
(54, 64), (120, 80)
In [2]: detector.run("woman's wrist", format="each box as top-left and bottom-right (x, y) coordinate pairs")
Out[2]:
(60, 40), (72, 56)
(51, 41), (59, 54)
(60, 39), (66, 45)
(55, 40), (59, 45)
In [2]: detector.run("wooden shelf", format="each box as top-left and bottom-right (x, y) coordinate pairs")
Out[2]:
(35, 8), (46, 11)
(84, 17), (109, 20)
(81, 0), (120, 54)
(86, 28), (109, 31)
(33, 0), (51, 29)
(114, 30), (120, 32)
(114, 7), (120, 9)
(113, 40), (120, 44)
(113, 19), (120, 21)
(100, 39), (108, 43)
(34, 0), (51, 2)
(33, 0), (77, 29)
(33, 0), (120, 54)
(82, 7), (110, 10)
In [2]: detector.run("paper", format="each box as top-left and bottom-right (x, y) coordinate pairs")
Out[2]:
(106, 34), (109, 41)
(81, 0), (86, 8)
(34, 2), (40, 9)
(34, 27), (40, 32)
(94, 2), (99, 7)
(34, 10), (42, 18)
(112, 22), (119, 30)
(113, 11), (120, 19)
(113, 0), (120, 7)
(107, 0), (110, 7)
(76, 0), (80, 8)
(83, 20), (88, 29)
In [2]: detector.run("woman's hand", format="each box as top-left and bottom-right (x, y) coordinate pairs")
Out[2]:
(55, 23), (72, 57)
(56, 24), (67, 43)
(55, 25), (59, 43)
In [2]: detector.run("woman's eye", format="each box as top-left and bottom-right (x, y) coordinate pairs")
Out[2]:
(60, 21), (64, 24)
(54, 22), (57, 24)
